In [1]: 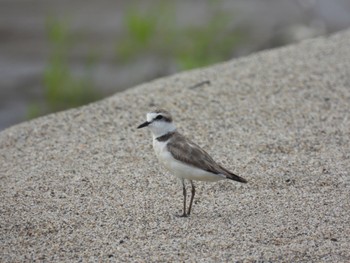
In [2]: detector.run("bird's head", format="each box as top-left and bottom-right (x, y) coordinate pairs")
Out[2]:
(137, 109), (176, 137)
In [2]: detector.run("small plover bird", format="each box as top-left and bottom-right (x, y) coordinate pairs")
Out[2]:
(138, 109), (247, 217)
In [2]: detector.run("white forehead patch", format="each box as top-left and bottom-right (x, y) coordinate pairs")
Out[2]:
(146, 112), (158, 122)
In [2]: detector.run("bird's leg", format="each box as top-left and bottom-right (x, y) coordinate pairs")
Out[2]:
(178, 179), (188, 217)
(187, 180), (195, 216)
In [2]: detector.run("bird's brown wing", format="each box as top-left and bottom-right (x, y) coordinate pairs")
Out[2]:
(167, 132), (228, 175)
(167, 132), (247, 183)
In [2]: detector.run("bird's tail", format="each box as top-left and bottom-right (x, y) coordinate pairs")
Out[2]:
(226, 172), (247, 183)
(222, 167), (247, 183)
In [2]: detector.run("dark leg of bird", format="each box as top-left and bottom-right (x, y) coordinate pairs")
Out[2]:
(187, 180), (195, 215)
(179, 179), (188, 217)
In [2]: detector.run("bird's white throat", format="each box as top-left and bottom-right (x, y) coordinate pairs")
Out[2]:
(150, 121), (176, 139)
(146, 112), (176, 138)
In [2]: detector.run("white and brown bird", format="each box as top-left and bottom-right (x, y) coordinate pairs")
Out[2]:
(137, 109), (247, 217)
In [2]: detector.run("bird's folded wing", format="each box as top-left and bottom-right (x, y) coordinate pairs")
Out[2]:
(167, 133), (227, 175)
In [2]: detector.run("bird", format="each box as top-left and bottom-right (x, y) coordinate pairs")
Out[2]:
(137, 109), (247, 217)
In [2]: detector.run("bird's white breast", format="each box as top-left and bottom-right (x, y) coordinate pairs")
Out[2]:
(152, 138), (225, 182)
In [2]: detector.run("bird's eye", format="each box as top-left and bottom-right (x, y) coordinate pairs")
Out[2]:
(155, 115), (163, 120)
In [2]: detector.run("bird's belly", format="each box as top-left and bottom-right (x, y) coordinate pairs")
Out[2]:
(171, 160), (225, 181)
(156, 145), (225, 182)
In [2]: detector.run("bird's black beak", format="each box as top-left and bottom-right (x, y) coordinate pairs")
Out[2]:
(137, 121), (150, 129)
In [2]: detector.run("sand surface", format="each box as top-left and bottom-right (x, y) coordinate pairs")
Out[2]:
(1, 30), (350, 262)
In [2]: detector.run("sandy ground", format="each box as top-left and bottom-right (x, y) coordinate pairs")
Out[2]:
(1, 30), (350, 262)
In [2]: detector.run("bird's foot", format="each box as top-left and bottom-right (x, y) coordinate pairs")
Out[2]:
(175, 213), (189, 218)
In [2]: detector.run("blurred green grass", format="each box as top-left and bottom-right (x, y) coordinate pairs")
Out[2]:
(28, 18), (101, 119)
(116, 3), (242, 69)
(29, 2), (243, 119)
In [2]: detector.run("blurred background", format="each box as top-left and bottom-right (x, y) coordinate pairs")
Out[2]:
(1, 0), (350, 131)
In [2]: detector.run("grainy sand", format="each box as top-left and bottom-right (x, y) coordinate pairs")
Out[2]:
(1, 30), (350, 262)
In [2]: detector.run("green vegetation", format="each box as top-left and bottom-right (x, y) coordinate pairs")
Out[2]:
(116, 3), (242, 70)
(116, 8), (159, 61)
(174, 16), (241, 69)
(28, 2), (243, 119)
(28, 18), (101, 119)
